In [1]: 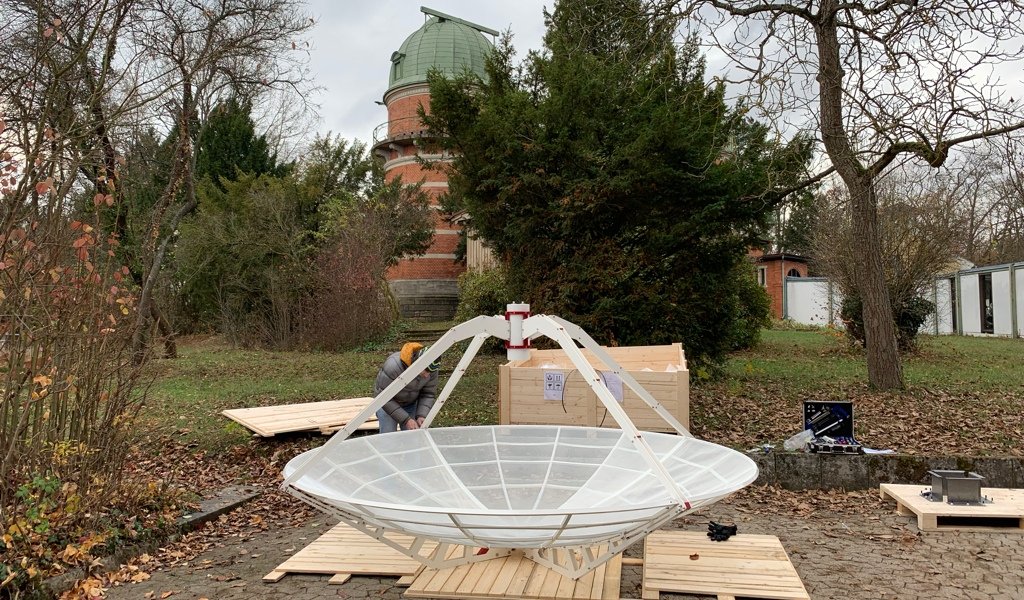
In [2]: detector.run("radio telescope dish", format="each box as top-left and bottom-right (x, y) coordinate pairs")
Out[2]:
(284, 425), (756, 548)
(282, 306), (758, 579)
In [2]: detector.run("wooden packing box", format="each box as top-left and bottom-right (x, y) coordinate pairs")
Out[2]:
(499, 344), (688, 433)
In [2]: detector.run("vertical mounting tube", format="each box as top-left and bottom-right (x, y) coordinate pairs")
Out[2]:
(505, 302), (531, 361)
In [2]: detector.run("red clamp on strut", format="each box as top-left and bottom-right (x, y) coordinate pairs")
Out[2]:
(504, 307), (531, 350)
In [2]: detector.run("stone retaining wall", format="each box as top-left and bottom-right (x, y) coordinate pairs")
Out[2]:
(752, 452), (1024, 490)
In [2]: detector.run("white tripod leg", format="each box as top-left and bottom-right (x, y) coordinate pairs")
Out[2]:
(521, 315), (691, 509)
(548, 315), (690, 437)
(421, 333), (489, 429)
(283, 315), (509, 486)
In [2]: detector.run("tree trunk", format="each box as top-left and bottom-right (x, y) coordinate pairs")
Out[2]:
(846, 176), (905, 388)
(814, 2), (904, 389)
(150, 300), (178, 359)
(133, 84), (196, 362)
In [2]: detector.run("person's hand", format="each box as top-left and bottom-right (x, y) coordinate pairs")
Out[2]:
(405, 418), (419, 430)
(416, 416), (425, 427)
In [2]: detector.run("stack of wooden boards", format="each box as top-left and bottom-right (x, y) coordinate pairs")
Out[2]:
(222, 397), (377, 437)
(264, 523), (810, 600)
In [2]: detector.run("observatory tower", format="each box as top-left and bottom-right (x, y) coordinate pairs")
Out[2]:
(372, 7), (498, 320)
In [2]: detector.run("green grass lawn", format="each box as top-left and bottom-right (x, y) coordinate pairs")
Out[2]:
(143, 329), (1024, 455)
(724, 329), (1024, 394)
(141, 337), (507, 450)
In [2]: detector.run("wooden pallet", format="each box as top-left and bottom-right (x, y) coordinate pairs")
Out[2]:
(222, 397), (378, 437)
(642, 531), (809, 600)
(405, 549), (622, 600)
(880, 483), (1024, 532)
(264, 522), (437, 584)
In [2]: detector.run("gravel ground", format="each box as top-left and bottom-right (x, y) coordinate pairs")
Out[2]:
(98, 487), (1024, 600)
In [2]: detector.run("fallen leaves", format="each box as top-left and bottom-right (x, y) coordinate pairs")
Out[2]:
(57, 436), (320, 598)
(691, 379), (1024, 457)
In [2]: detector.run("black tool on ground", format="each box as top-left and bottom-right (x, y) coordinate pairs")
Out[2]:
(707, 521), (737, 541)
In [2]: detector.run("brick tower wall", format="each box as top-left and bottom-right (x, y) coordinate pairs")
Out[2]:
(381, 85), (466, 321)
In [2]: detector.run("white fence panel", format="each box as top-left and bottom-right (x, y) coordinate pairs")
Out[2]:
(959, 274), (981, 335)
(1016, 266), (1024, 338)
(927, 278), (956, 334)
(993, 270), (1013, 336)
(781, 264), (1022, 337)
(785, 278), (841, 327)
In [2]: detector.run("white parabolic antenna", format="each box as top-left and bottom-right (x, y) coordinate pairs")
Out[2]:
(283, 305), (757, 579)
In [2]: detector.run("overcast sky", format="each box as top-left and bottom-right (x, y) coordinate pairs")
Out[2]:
(304, 1), (551, 145)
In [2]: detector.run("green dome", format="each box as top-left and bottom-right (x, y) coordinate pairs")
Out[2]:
(387, 8), (496, 94)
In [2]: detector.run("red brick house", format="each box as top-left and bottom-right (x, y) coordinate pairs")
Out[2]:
(749, 250), (810, 319)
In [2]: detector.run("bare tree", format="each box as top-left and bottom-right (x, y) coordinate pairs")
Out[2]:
(123, 0), (315, 359)
(814, 167), (963, 330)
(898, 142), (1024, 266)
(990, 138), (1024, 263)
(0, 0), (150, 572)
(667, 0), (1024, 389)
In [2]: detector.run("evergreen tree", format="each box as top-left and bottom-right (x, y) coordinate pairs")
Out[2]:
(424, 0), (810, 366)
(195, 97), (285, 189)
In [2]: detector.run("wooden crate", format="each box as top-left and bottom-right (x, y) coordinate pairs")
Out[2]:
(405, 549), (622, 600)
(880, 483), (1024, 532)
(642, 531), (809, 600)
(499, 344), (688, 432)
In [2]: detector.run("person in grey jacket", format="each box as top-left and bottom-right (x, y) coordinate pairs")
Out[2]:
(374, 342), (440, 433)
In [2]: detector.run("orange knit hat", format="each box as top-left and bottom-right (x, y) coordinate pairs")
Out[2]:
(400, 342), (424, 367)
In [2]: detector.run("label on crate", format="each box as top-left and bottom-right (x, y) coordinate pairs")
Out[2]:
(543, 370), (565, 400)
(600, 371), (624, 403)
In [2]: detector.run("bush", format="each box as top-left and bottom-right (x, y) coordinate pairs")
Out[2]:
(726, 262), (772, 350)
(454, 267), (514, 322)
(840, 293), (934, 352)
(297, 225), (396, 351)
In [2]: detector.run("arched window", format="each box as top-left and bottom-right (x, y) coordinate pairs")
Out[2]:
(787, 268), (801, 277)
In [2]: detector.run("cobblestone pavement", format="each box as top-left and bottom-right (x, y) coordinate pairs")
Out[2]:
(102, 493), (1024, 600)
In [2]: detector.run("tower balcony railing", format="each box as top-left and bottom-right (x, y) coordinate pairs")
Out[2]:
(372, 116), (434, 147)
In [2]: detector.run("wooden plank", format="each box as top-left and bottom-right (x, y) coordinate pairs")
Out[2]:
(268, 522), (436, 584)
(600, 552), (621, 600)
(328, 574), (351, 585)
(643, 531), (809, 600)
(554, 568), (578, 599)
(440, 563), (475, 595)
(470, 556), (510, 598)
(536, 564), (565, 598)
(504, 556), (537, 597)
(880, 484), (1024, 532)
(499, 364), (512, 425)
(454, 560), (491, 595)
(422, 563), (457, 595)
(571, 563), (596, 600)
(485, 552), (524, 593)
(405, 550), (623, 600)
(222, 397), (378, 437)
